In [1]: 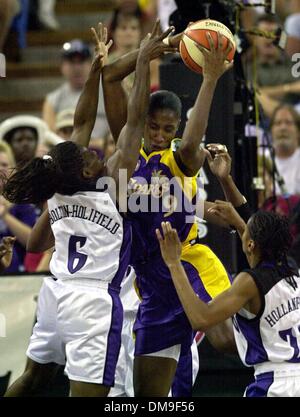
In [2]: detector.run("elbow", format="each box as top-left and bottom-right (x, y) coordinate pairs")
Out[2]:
(190, 316), (210, 333)
(26, 238), (39, 253)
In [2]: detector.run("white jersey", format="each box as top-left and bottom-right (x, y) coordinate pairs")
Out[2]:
(48, 190), (131, 286)
(233, 262), (300, 375)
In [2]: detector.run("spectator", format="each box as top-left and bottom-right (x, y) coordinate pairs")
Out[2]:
(285, 11), (300, 58)
(247, 15), (300, 111)
(38, 0), (59, 31)
(0, 115), (48, 167)
(256, 154), (300, 268)
(0, 141), (15, 177)
(42, 39), (109, 141)
(0, 140), (39, 273)
(55, 108), (74, 140)
(270, 104), (300, 195)
(0, 0), (20, 52)
(109, 11), (142, 92)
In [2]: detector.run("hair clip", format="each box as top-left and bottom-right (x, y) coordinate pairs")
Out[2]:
(42, 155), (53, 161)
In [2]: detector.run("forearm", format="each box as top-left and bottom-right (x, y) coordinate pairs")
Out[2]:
(182, 78), (217, 152)
(115, 55), (150, 166)
(168, 261), (210, 331)
(102, 51), (139, 142)
(127, 56), (150, 126)
(36, 249), (53, 272)
(102, 73), (128, 142)
(72, 59), (102, 145)
(2, 214), (31, 248)
(27, 210), (54, 252)
(262, 80), (300, 99)
(218, 175), (246, 207)
(102, 49), (139, 83)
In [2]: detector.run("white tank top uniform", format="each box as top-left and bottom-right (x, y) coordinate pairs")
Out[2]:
(233, 261), (300, 397)
(27, 190), (132, 386)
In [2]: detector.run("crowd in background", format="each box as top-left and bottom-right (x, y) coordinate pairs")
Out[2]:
(0, 0), (299, 274)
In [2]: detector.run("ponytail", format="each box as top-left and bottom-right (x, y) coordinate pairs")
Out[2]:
(3, 157), (62, 204)
(3, 141), (86, 205)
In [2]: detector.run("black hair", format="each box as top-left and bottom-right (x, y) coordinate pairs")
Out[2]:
(148, 90), (182, 119)
(256, 13), (281, 26)
(248, 211), (294, 272)
(110, 9), (142, 34)
(2, 141), (91, 204)
(4, 127), (38, 144)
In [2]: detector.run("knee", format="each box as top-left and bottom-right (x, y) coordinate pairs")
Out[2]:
(22, 362), (58, 392)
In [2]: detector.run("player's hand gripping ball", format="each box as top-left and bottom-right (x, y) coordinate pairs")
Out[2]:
(180, 19), (236, 73)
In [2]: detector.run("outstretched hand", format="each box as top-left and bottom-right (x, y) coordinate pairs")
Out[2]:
(207, 200), (245, 232)
(205, 143), (232, 179)
(91, 22), (113, 69)
(156, 222), (182, 268)
(196, 31), (234, 82)
(138, 19), (177, 60)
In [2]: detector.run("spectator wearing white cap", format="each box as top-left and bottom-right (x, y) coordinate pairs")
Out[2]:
(55, 108), (74, 140)
(0, 137), (38, 273)
(0, 115), (62, 168)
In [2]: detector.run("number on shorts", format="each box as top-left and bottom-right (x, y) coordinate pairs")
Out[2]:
(68, 235), (87, 274)
(279, 325), (300, 363)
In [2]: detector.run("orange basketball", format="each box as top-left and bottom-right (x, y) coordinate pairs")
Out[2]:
(179, 19), (236, 74)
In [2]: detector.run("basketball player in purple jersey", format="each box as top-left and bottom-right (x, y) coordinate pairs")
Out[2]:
(102, 30), (236, 396)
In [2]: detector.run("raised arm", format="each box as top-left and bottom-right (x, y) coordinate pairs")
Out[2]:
(27, 209), (54, 253)
(71, 23), (113, 147)
(156, 222), (258, 332)
(102, 27), (180, 141)
(106, 22), (175, 184)
(176, 32), (234, 176)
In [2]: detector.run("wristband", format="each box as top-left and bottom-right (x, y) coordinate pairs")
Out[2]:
(235, 201), (252, 223)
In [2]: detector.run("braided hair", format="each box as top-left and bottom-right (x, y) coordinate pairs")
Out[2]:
(3, 141), (91, 204)
(248, 210), (296, 277)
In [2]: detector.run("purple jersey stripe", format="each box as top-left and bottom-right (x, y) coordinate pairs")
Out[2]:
(235, 313), (269, 365)
(172, 341), (194, 397)
(110, 220), (132, 290)
(102, 286), (123, 387)
(245, 372), (274, 397)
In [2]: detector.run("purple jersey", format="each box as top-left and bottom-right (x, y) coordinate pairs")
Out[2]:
(128, 143), (198, 266)
(0, 204), (40, 273)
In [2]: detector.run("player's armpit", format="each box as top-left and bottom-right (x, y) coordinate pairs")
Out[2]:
(200, 273), (259, 331)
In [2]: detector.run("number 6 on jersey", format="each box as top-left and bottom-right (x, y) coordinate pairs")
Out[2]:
(68, 235), (88, 274)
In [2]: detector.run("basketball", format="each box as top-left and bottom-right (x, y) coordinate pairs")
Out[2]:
(179, 19), (236, 74)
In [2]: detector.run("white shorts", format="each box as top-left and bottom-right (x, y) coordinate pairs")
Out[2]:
(244, 369), (300, 397)
(27, 277), (123, 386)
(142, 344), (181, 361)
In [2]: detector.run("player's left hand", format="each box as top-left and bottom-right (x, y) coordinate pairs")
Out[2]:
(207, 200), (245, 231)
(91, 22), (113, 69)
(196, 31), (234, 82)
(204, 143), (231, 179)
(156, 222), (182, 267)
